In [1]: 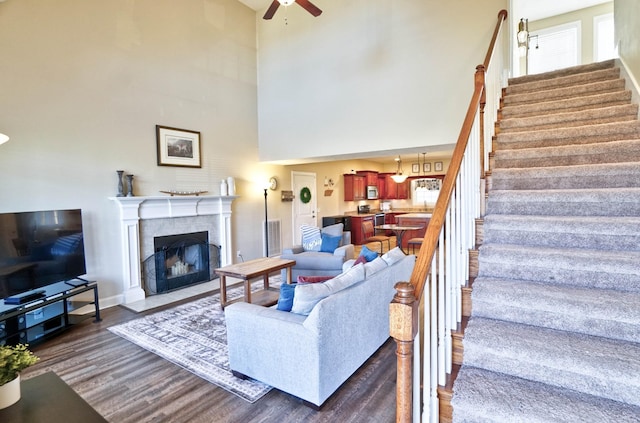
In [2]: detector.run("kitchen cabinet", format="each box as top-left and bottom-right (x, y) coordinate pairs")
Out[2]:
(379, 174), (410, 200)
(396, 213), (431, 250)
(344, 174), (366, 201)
(357, 171), (378, 186)
(377, 174), (387, 199)
(350, 215), (375, 245)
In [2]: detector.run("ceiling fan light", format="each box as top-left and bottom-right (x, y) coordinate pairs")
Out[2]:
(278, 0), (295, 5)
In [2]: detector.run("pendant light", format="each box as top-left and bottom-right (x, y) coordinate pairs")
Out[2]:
(391, 156), (408, 183)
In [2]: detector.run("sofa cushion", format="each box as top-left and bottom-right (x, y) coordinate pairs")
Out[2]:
(359, 245), (379, 262)
(364, 257), (388, 277)
(276, 283), (297, 311)
(301, 225), (322, 251)
(297, 275), (334, 284)
(291, 263), (365, 315)
(381, 247), (406, 265)
(352, 255), (367, 267)
(320, 233), (342, 253)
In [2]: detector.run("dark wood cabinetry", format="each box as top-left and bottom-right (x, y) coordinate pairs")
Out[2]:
(350, 215), (374, 245)
(357, 171), (378, 186)
(344, 174), (366, 201)
(378, 173), (410, 200)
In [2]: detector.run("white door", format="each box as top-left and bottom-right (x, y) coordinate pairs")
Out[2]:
(291, 171), (317, 246)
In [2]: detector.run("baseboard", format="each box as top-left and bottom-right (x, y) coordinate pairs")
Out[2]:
(617, 57), (640, 118)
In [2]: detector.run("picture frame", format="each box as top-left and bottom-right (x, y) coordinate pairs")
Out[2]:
(423, 162), (432, 173)
(435, 161), (443, 172)
(156, 125), (202, 168)
(412, 163), (420, 173)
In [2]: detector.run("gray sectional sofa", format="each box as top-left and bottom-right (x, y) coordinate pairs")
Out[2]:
(224, 248), (415, 407)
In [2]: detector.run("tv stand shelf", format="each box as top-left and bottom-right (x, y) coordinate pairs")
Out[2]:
(0, 280), (101, 346)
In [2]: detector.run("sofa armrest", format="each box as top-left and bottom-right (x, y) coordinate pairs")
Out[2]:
(333, 244), (355, 260)
(282, 245), (304, 256)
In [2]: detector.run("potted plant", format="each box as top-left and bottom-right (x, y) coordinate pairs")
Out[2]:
(0, 344), (39, 409)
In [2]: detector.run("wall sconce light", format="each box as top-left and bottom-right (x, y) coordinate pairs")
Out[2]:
(391, 156), (408, 183)
(0, 133), (9, 145)
(517, 18), (539, 75)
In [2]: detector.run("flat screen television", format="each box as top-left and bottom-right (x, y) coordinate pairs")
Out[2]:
(0, 209), (87, 299)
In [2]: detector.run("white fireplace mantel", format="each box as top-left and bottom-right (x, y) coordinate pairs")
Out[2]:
(110, 195), (237, 304)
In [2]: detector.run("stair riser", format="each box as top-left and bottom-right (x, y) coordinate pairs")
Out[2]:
(504, 79), (626, 107)
(501, 91), (632, 120)
(490, 172), (640, 190)
(483, 228), (640, 252)
(499, 105), (638, 134)
(508, 60), (615, 86)
(477, 253), (640, 293)
(493, 147), (640, 169)
(506, 67), (620, 95)
(462, 320), (640, 408)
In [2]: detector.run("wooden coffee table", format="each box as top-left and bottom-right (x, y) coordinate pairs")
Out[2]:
(215, 257), (296, 309)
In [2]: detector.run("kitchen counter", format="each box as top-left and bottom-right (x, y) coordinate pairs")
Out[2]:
(395, 213), (433, 218)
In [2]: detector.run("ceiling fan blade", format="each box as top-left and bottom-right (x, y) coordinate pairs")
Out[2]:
(263, 0), (280, 20)
(295, 0), (322, 17)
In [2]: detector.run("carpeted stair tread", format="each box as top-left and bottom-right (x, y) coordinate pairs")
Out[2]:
(503, 78), (626, 107)
(500, 89), (632, 119)
(499, 104), (638, 133)
(505, 66), (620, 95)
(496, 120), (640, 150)
(486, 188), (640, 216)
(493, 138), (640, 169)
(508, 59), (615, 86)
(478, 244), (640, 292)
(471, 277), (640, 343)
(451, 367), (640, 423)
(489, 161), (640, 190)
(461, 317), (640, 406)
(482, 214), (640, 251)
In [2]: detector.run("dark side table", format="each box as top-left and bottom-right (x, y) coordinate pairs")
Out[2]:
(0, 371), (107, 422)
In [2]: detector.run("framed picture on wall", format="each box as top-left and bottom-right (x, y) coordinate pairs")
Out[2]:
(412, 163), (420, 173)
(156, 125), (202, 168)
(435, 161), (443, 172)
(423, 162), (431, 172)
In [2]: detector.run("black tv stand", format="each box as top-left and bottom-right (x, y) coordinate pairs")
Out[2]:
(0, 281), (101, 346)
(65, 277), (89, 288)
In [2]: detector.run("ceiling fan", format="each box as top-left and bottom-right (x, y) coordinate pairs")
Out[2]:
(263, 0), (322, 20)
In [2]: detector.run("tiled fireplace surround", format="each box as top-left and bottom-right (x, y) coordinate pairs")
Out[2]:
(110, 195), (236, 304)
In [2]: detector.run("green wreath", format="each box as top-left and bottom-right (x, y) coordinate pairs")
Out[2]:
(300, 187), (312, 204)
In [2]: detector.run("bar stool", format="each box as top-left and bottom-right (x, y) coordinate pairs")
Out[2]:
(407, 238), (423, 254)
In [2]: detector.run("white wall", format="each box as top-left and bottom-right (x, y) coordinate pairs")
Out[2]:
(0, 0), (277, 305)
(615, 0), (640, 89)
(257, 0), (508, 163)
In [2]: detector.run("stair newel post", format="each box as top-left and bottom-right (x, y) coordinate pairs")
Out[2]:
(476, 64), (487, 180)
(390, 281), (419, 423)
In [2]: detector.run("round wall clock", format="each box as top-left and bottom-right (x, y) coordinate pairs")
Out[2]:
(269, 176), (278, 190)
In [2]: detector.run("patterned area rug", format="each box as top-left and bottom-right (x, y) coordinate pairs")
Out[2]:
(108, 279), (280, 403)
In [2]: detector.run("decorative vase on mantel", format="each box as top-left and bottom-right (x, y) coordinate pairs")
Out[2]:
(0, 374), (21, 410)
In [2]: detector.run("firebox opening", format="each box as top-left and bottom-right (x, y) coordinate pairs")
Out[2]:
(142, 231), (220, 296)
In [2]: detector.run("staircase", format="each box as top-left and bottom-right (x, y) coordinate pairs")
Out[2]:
(450, 60), (640, 422)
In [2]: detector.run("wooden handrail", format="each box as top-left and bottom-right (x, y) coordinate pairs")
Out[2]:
(390, 9), (508, 423)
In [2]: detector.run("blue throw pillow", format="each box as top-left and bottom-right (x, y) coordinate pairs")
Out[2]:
(359, 245), (378, 262)
(276, 283), (297, 311)
(320, 233), (342, 253)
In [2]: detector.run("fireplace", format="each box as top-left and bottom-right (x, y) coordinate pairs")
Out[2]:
(110, 195), (236, 304)
(142, 231), (221, 295)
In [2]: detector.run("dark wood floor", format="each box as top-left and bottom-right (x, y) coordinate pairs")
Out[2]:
(21, 293), (398, 423)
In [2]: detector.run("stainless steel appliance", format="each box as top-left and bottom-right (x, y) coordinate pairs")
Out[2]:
(358, 205), (371, 214)
(366, 185), (379, 200)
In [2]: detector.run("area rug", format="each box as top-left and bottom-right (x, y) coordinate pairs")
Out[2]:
(108, 278), (281, 403)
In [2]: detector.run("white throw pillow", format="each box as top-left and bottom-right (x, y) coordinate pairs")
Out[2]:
(301, 224), (322, 251)
(291, 263), (365, 315)
(381, 247), (406, 266)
